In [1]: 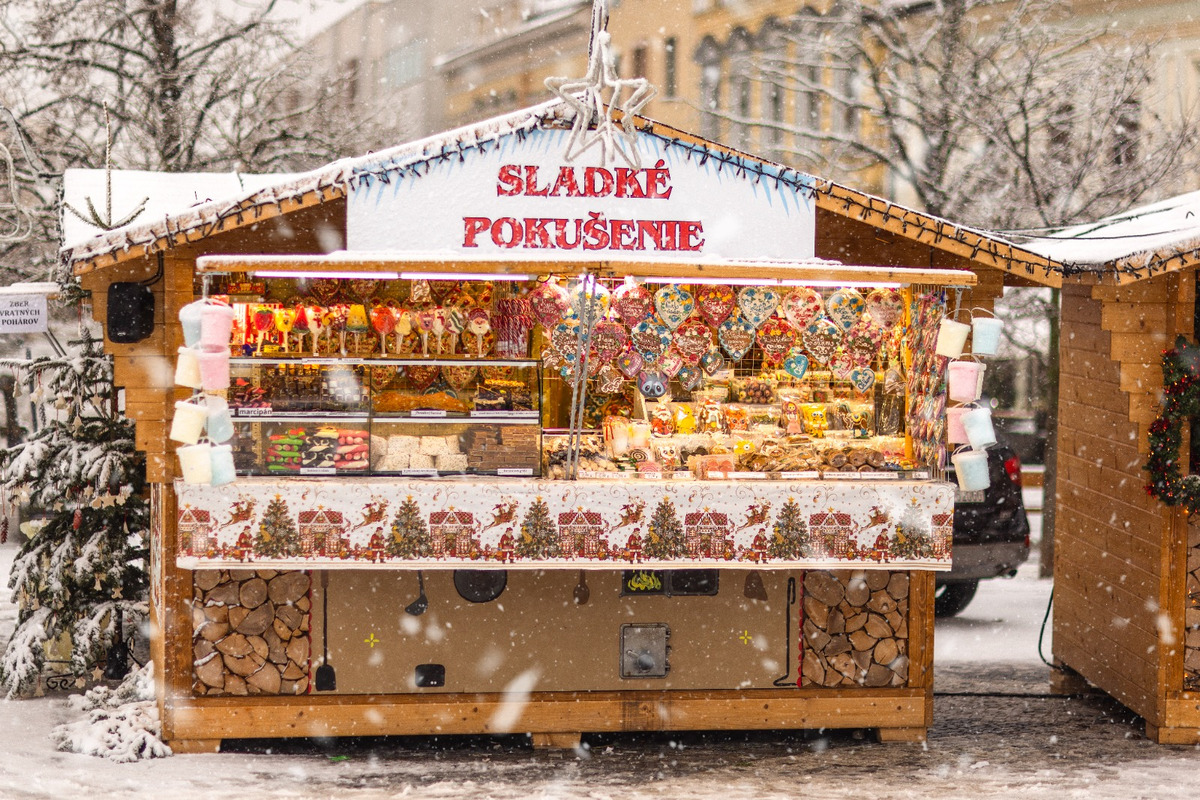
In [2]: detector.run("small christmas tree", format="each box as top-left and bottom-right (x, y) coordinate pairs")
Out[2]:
(387, 496), (428, 559)
(768, 498), (809, 560)
(515, 497), (558, 559)
(1, 330), (148, 698)
(643, 496), (684, 560)
(254, 496), (299, 558)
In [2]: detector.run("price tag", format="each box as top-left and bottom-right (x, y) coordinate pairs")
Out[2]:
(234, 407), (273, 417)
(411, 409), (448, 418)
(497, 468), (534, 477)
(299, 468), (336, 476)
(779, 471), (821, 480)
(401, 469), (438, 477)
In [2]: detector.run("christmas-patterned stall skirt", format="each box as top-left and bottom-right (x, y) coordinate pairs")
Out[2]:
(174, 478), (954, 570)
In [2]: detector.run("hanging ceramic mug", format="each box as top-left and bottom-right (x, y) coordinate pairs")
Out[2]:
(198, 302), (235, 350)
(205, 395), (235, 443)
(951, 447), (991, 491)
(970, 307), (1004, 356)
(946, 359), (984, 403)
(178, 300), (207, 348)
(174, 346), (203, 389)
(170, 398), (209, 445)
(935, 313), (971, 358)
(210, 443), (237, 486)
(177, 442), (214, 485)
(196, 347), (230, 390)
(945, 404), (971, 444)
(962, 406), (997, 450)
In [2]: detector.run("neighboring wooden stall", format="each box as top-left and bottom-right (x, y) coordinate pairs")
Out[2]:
(1026, 195), (1200, 744)
(62, 103), (1058, 752)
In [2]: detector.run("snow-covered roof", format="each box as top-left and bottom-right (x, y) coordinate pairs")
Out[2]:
(1017, 190), (1200, 283)
(61, 98), (1063, 287)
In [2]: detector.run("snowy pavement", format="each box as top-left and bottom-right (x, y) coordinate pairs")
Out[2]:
(3, 508), (1200, 799)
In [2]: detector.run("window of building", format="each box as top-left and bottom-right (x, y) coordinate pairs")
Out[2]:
(664, 37), (677, 97)
(385, 39), (426, 88)
(1112, 99), (1140, 166)
(632, 45), (648, 78)
(701, 62), (722, 140)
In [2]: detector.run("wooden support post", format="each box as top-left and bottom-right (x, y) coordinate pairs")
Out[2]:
(1144, 723), (1200, 745)
(167, 739), (222, 754)
(530, 732), (582, 750)
(875, 727), (926, 743)
(1048, 662), (1096, 696)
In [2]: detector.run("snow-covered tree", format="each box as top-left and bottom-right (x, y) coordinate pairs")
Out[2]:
(0, 0), (392, 288)
(0, 329), (148, 698)
(717, 0), (1197, 230)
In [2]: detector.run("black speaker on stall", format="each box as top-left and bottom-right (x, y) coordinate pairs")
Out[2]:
(106, 281), (155, 343)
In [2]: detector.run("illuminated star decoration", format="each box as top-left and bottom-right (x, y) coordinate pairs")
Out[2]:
(544, 0), (656, 168)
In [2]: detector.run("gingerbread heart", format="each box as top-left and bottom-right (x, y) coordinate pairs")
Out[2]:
(700, 349), (725, 376)
(592, 320), (629, 363)
(595, 363), (625, 395)
(404, 364), (440, 392)
(673, 318), (714, 364)
(612, 281), (655, 326)
(443, 364), (478, 392)
(782, 287), (824, 329)
(737, 286), (780, 329)
(718, 316), (756, 361)
(826, 288), (866, 332)
(802, 317), (842, 365)
(654, 285), (695, 330)
(866, 288), (904, 329)
(631, 319), (671, 361)
(658, 349), (684, 378)
(551, 319), (582, 361)
(694, 284), (736, 327)
(617, 349), (644, 377)
(566, 279), (610, 322)
(677, 365), (703, 391)
(830, 351), (855, 381)
(542, 346), (567, 371)
(756, 317), (798, 366)
(529, 281), (571, 328)
(783, 350), (810, 380)
(850, 366), (877, 394)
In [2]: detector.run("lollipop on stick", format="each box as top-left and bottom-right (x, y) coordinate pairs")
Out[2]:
(293, 305), (309, 353)
(347, 304), (369, 355)
(395, 308), (412, 353)
(465, 307), (492, 356)
(371, 304), (396, 356)
(253, 306), (276, 355)
(430, 308), (448, 354)
(416, 310), (436, 355)
(274, 308), (296, 353)
(307, 306), (325, 356)
(446, 305), (466, 355)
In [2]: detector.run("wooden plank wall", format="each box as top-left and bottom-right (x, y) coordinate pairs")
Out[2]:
(1053, 275), (1191, 726)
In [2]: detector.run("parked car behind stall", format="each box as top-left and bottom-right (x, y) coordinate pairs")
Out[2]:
(937, 443), (1031, 616)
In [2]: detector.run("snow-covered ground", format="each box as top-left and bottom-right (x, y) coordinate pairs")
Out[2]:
(3, 503), (1199, 799)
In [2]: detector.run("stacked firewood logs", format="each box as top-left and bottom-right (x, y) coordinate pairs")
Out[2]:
(801, 569), (910, 688)
(191, 569), (311, 696)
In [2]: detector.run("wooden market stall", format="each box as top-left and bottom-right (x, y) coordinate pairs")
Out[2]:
(61, 102), (1060, 752)
(1020, 191), (1200, 744)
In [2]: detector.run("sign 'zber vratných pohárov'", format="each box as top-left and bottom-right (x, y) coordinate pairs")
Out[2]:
(0, 294), (47, 334)
(347, 127), (815, 262)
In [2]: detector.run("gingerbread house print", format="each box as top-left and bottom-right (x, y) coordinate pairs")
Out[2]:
(808, 511), (854, 559)
(684, 511), (731, 559)
(178, 508), (213, 555)
(298, 508), (346, 555)
(557, 510), (604, 558)
(429, 510), (477, 557)
(931, 513), (953, 559)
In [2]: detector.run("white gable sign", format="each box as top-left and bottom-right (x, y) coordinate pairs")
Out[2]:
(347, 127), (815, 261)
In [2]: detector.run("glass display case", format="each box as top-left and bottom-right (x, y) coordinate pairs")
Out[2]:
(226, 358), (541, 477)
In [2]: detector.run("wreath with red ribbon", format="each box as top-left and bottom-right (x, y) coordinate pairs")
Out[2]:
(1145, 336), (1200, 512)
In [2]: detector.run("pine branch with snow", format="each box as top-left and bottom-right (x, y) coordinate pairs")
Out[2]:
(50, 661), (171, 763)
